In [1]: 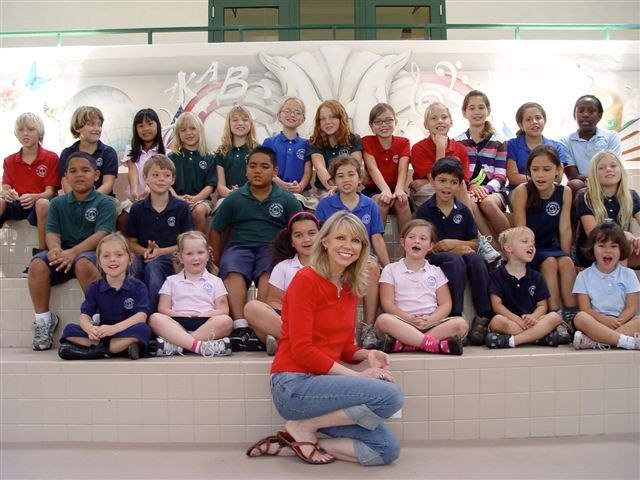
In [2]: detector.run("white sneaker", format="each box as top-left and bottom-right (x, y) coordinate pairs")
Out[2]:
(155, 337), (183, 356)
(200, 337), (232, 357)
(477, 235), (501, 264)
(573, 331), (609, 350)
(32, 313), (59, 351)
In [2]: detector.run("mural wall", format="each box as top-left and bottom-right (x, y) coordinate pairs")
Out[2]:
(0, 40), (638, 168)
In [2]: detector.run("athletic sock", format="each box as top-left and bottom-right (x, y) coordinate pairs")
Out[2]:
(438, 339), (451, 353)
(420, 335), (441, 353)
(508, 336), (516, 348)
(191, 340), (203, 354)
(34, 311), (51, 323)
(233, 319), (249, 329)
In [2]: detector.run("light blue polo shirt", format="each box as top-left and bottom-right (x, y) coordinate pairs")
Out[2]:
(573, 263), (640, 316)
(560, 128), (621, 175)
(315, 192), (384, 239)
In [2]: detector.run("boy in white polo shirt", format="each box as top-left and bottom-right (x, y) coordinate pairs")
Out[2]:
(375, 219), (467, 354)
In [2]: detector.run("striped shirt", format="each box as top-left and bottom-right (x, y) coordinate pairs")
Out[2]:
(454, 130), (507, 194)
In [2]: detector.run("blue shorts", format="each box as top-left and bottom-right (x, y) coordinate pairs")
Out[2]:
(219, 244), (272, 283)
(173, 316), (209, 331)
(0, 200), (36, 227)
(61, 322), (151, 346)
(30, 250), (97, 286)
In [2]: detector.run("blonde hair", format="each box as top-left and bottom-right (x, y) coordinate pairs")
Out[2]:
(172, 112), (208, 156)
(176, 230), (208, 255)
(70, 106), (104, 138)
(499, 226), (535, 248)
(424, 102), (452, 130)
(96, 233), (133, 274)
(310, 211), (370, 297)
(584, 151), (632, 229)
(14, 112), (45, 143)
(217, 105), (258, 157)
(278, 96), (306, 117)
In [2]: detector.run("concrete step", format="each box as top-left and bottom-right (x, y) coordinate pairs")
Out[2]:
(1, 346), (638, 444)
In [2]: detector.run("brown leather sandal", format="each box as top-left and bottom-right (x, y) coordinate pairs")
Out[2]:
(276, 431), (335, 465)
(246, 435), (284, 457)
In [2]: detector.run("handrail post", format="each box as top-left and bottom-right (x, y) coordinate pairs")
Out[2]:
(148, 30), (153, 44)
(56, 33), (62, 47)
(604, 27), (610, 40)
(515, 25), (521, 40)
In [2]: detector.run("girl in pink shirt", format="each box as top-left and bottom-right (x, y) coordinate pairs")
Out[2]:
(375, 219), (468, 354)
(148, 231), (233, 357)
(243, 211), (320, 355)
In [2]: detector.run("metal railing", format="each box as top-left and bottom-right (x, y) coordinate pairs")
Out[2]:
(0, 23), (638, 46)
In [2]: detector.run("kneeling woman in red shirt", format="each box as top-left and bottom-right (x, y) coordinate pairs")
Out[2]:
(247, 211), (404, 465)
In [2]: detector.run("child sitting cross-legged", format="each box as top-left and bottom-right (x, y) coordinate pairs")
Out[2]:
(148, 231), (232, 357)
(375, 219), (466, 355)
(572, 222), (640, 350)
(485, 226), (562, 348)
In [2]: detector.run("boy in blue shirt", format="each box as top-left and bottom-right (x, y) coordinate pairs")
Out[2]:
(486, 226), (561, 348)
(210, 146), (301, 351)
(125, 154), (192, 311)
(414, 156), (493, 344)
(28, 151), (116, 350)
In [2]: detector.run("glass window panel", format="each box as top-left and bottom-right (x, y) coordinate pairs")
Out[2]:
(375, 5), (430, 40)
(300, 0), (355, 40)
(223, 7), (279, 42)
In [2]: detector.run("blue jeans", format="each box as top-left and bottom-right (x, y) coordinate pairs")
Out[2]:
(270, 372), (403, 466)
(132, 254), (174, 311)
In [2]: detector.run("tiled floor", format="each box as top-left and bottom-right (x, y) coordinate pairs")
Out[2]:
(2, 433), (638, 479)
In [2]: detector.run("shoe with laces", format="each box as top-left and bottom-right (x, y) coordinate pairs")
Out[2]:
(230, 327), (253, 352)
(32, 313), (59, 351)
(478, 235), (501, 264)
(154, 337), (183, 356)
(573, 331), (610, 350)
(200, 337), (232, 357)
(534, 330), (559, 347)
(633, 333), (640, 350)
(360, 324), (380, 350)
(485, 332), (511, 349)
(468, 316), (491, 346)
(266, 335), (278, 356)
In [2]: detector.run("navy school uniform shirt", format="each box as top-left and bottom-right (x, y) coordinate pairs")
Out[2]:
(80, 276), (150, 324)
(125, 195), (193, 248)
(489, 264), (550, 316)
(59, 140), (119, 195)
(415, 196), (477, 241)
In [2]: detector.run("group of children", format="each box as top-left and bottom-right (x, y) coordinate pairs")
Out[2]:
(1, 89), (639, 360)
